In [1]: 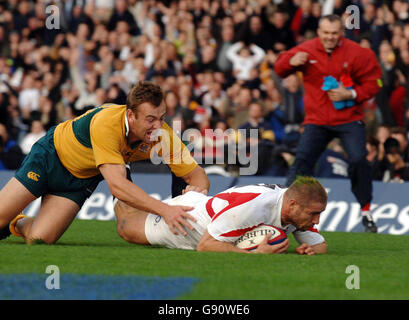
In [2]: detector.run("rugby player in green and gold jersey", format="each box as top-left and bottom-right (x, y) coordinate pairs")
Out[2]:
(0, 81), (209, 244)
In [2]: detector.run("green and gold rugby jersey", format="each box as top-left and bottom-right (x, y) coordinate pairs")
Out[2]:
(53, 104), (197, 179)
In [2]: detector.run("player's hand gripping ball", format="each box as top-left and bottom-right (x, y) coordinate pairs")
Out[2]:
(235, 225), (287, 251)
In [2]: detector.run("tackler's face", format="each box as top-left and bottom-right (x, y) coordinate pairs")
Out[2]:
(128, 102), (166, 144)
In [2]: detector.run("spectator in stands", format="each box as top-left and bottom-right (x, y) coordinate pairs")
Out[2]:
(390, 126), (409, 163)
(107, 0), (139, 36)
(226, 85), (252, 129)
(201, 82), (228, 119)
(270, 10), (296, 51)
(236, 14), (274, 52)
(195, 44), (218, 74)
(226, 41), (265, 81)
(315, 139), (349, 179)
(19, 119), (45, 155)
(0, 123), (25, 170)
(376, 40), (399, 126)
(18, 74), (40, 122)
(239, 101), (274, 140)
(164, 90), (181, 127)
(264, 83), (286, 145)
(12, 1), (32, 34)
(177, 83), (196, 130)
(215, 24), (234, 73)
(290, 0), (320, 43)
(366, 135), (381, 178)
(0, 0), (407, 185)
(375, 137), (409, 182)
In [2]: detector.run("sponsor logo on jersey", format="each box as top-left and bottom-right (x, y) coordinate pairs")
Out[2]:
(27, 171), (40, 182)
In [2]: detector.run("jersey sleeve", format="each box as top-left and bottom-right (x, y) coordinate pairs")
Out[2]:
(351, 47), (382, 104)
(159, 123), (197, 177)
(274, 45), (305, 78)
(292, 227), (325, 246)
(90, 109), (125, 167)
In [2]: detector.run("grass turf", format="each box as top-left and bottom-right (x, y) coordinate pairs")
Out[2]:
(1, 219), (408, 300)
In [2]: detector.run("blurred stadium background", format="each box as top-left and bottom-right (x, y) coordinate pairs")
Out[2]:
(1, 0), (409, 300)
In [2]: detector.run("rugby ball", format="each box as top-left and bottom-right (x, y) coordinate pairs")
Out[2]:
(235, 225), (287, 251)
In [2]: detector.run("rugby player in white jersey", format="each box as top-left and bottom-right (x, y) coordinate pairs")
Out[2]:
(114, 176), (328, 255)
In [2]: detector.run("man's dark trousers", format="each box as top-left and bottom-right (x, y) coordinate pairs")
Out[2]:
(286, 121), (372, 208)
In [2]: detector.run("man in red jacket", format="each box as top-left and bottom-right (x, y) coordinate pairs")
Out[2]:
(274, 14), (382, 233)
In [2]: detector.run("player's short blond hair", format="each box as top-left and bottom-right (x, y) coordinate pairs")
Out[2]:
(286, 176), (328, 206)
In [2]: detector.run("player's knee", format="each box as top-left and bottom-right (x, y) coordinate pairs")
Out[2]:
(116, 220), (127, 240)
(26, 228), (61, 244)
(116, 218), (132, 242)
(26, 233), (58, 245)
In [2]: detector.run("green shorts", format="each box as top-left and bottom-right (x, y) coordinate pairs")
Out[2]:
(15, 126), (103, 207)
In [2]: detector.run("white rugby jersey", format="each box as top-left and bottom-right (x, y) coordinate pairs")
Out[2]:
(179, 184), (325, 247)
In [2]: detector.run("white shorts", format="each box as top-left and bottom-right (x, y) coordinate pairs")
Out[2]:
(144, 192), (210, 250)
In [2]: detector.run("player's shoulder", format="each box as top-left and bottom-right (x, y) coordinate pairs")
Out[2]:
(99, 103), (126, 113)
(89, 104), (125, 121)
(89, 104), (126, 137)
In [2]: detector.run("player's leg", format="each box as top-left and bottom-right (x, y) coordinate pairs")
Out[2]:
(0, 178), (37, 240)
(1, 129), (51, 239)
(337, 121), (377, 232)
(114, 200), (150, 244)
(17, 194), (81, 244)
(113, 164), (150, 244)
(115, 192), (204, 249)
(286, 125), (333, 186)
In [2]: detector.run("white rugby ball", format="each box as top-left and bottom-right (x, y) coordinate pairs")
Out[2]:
(235, 225), (287, 251)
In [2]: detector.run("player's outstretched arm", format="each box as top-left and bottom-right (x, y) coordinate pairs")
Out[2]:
(197, 232), (289, 254)
(197, 230), (248, 253)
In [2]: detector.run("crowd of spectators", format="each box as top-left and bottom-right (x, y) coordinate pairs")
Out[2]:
(0, 0), (408, 181)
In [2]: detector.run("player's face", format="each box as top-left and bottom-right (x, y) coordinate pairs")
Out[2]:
(291, 201), (326, 231)
(317, 19), (343, 51)
(128, 102), (166, 143)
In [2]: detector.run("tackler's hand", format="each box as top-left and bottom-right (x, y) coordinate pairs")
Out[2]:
(162, 205), (196, 236)
(182, 185), (208, 195)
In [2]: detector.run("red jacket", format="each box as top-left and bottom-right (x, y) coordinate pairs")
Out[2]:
(274, 36), (382, 126)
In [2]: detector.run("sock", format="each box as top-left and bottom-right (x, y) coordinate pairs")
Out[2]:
(361, 203), (370, 214)
(9, 213), (27, 237)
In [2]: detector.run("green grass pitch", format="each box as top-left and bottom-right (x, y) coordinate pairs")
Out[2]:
(1, 219), (409, 300)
